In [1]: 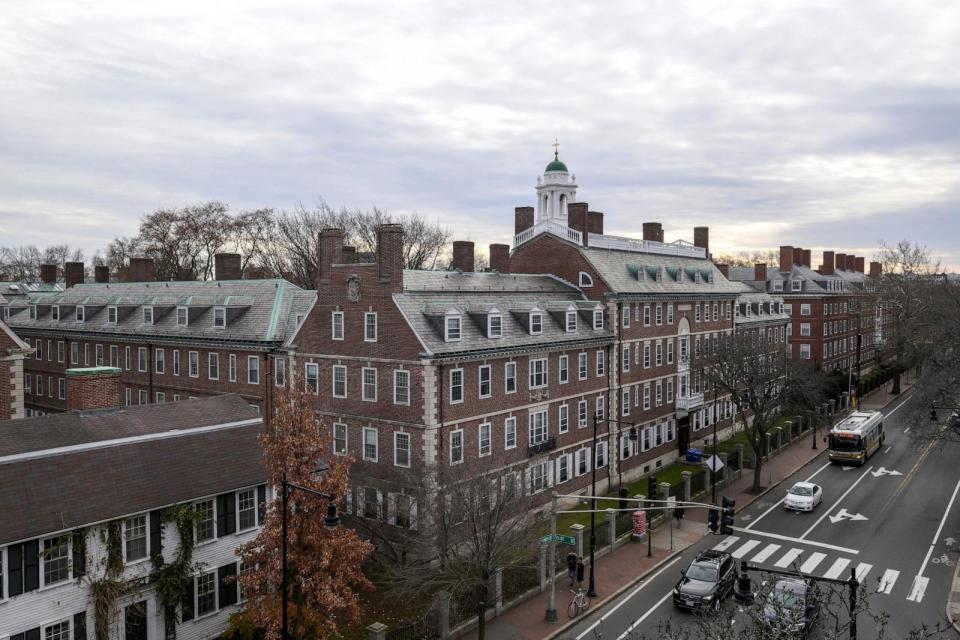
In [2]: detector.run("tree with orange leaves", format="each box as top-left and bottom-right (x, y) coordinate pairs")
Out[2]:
(235, 383), (372, 640)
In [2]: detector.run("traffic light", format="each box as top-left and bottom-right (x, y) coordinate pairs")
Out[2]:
(647, 475), (657, 499)
(707, 508), (719, 533)
(721, 496), (736, 535)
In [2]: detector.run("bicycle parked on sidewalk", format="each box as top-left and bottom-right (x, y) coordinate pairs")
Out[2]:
(567, 587), (591, 618)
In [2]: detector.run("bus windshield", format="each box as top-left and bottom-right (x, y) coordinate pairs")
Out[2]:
(829, 433), (862, 452)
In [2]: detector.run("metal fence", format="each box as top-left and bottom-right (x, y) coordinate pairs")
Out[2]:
(501, 563), (538, 602)
(386, 609), (441, 640)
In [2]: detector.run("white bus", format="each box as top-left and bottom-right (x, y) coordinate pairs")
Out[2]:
(828, 411), (885, 465)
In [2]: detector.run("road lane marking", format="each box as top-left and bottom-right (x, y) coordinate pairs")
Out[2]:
(712, 536), (740, 551)
(884, 446), (892, 454)
(744, 461), (831, 530)
(774, 548), (804, 569)
(731, 540), (761, 559)
(903, 427), (911, 433)
(799, 552), (826, 574)
(884, 394), (912, 419)
(855, 563), (873, 582)
(823, 558), (851, 579)
(616, 592), (673, 640)
(750, 543), (782, 563)
(573, 556), (681, 640)
(731, 527), (859, 554)
(906, 576), (929, 603)
(800, 465), (874, 539)
(878, 569), (899, 594)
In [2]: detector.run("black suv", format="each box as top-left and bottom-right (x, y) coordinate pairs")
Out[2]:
(672, 549), (736, 612)
(759, 577), (819, 637)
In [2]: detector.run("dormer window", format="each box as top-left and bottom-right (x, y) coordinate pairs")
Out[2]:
(445, 314), (461, 342)
(695, 271), (702, 284)
(176, 306), (188, 326)
(107, 306), (118, 323)
(593, 308), (604, 329)
(488, 311), (502, 338)
(214, 307), (226, 328)
(565, 310), (577, 332)
(51, 305), (59, 321)
(29, 305), (37, 320)
(773, 280), (783, 292)
(529, 311), (543, 335)
(75, 305), (85, 322)
(791, 280), (802, 292)
(579, 272), (593, 287)
(143, 307), (154, 324)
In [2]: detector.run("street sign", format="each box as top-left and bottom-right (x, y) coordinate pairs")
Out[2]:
(540, 533), (576, 545)
(704, 455), (725, 472)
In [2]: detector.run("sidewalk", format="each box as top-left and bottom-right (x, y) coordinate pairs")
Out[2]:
(466, 380), (917, 640)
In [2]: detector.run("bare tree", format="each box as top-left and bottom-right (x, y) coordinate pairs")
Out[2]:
(712, 250), (780, 269)
(0, 244), (86, 281)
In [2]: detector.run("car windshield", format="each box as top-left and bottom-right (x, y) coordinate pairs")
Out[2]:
(770, 583), (805, 610)
(789, 485), (813, 496)
(685, 564), (717, 582)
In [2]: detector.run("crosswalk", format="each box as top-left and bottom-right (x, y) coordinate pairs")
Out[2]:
(714, 536), (924, 603)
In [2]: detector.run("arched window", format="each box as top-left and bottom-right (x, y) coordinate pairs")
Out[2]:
(559, 194), (567, 216)
(579, 272), (593, 287)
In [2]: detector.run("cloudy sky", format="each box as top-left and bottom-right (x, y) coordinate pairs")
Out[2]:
(2, 0), (958, 268)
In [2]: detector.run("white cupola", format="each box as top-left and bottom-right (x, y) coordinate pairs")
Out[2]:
(536, 146), (577, 224)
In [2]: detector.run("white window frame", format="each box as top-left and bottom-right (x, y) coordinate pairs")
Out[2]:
(364, 312), (378, 342)
(450, 368), (464, 404)
(143, 306), (154, 324)
(478, 364), (492, 398)
(558, 404), (569, 433)
(596, 350), (605, 377)
(593, 308), (604, 329)
(139, 347), (149, 373)
(305, 362), (319, 393)
(362, 367), (378, 402)
(188, 350), (199, 377)
(445, 314), (462, 342)
(450, 429), (464, 464)
(488, 312), (502, 338)
(393, 369), (410, 405)
(176, 306), (188, 326)
(566, 310), (578, 332)
(208, 353), (220, 381)
(363, 426), (379, 462)
(213, 307), (226, 328)
(76, 306), (85, 322)
(579, 272), (593, 287)
(505, 361), (517, 394)
(529, 312), (543, 335)
(643, 304), (651, 326)
(559, 354), (569, 384)
(333, 364), (347, 398)
(528, 357), (548, 389)
(247, 355), (260, 384)
(107, 306), (117, 323)
(528, 407), (548, 445)
(394, 431), (411, 467)
(331, 311), (344, 340)
(123, 514), (149, 564)
(505, 417), (517, 450)
(478, 422), (492, 457)
(800, 304), (811, 316)
(333, 422), (348, 455)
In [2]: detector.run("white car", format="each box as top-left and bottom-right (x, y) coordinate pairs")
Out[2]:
(784, 482), (822, 512)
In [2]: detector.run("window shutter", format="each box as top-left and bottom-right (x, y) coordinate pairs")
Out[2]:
(546, 462), (554, 487)
(74, 612), (88, 640)
(150, 510), (163, 558)
(217, 492), (236, 537)
(523, 467), (532, 494)
(8, 542), (23, 596)
(72, 529), (86, 578)
(23, 539), (39, 592)
(554, 457), (563, 484)
(217, 563), (238, 608)
(257, 485), (267, 524)
(181, 578), (195, 621)
(567, 454), (575, 479)
(585, 447), (592, 473)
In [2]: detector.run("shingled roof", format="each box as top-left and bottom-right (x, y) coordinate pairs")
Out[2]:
(0, 395), (265, 544)
(580, 247), (744, 296)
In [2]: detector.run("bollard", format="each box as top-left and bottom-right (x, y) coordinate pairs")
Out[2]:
(570, 523), (585, 558)
(606, 508), (616, 551)
(785, 420), (793, 442)
(735, 443), (744, 473)
(764, 432), (772, 457)
(774, 426), (782, 450)
(681, 471), (692, 501)
(366, 623), (388, 640)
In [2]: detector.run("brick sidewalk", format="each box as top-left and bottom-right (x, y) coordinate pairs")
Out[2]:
(463, 379), (918, 640)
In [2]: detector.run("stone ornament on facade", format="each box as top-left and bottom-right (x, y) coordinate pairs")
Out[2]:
(347, 274), (361, 302)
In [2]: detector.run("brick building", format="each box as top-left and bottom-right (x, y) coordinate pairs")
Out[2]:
(0, 313), (33, 420)
(0, 256), (313, 417)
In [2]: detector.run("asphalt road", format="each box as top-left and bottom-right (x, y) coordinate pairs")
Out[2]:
(560, 395), (960, 640)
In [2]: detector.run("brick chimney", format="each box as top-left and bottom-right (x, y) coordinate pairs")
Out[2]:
(317, 228), (344, 283)
(754, 263), (768, 282)
(341, 246), (357, 263)
(586, 211), (604, 236)
(820, 251), (835, 275)
(835, 253), (847, 272)
(377, 224), (404, 291)
(489, 244), (510, 273)
(567, 203), (588, 245)
(869, 261), (882, 278)
(694, 226), (709, 258)
(643, 222), (663, 242)
(792, 247), (803, 267)
(64, 262), (84, 288)
(801, 249), (811, 268)
(40, 264), (57, 284)
(94, 265), (110, 283)
(716, 264), (730, 279)
(127, 258), (156, 283)
(214, 253), (242, 280)
(779, 246), (794, 272)
(855, 256), (865, 273)
(846, 255), (856, 272)
(66, 367), (121, 411)
(452, 241), (475, 272)
(514, 206), (534, 235)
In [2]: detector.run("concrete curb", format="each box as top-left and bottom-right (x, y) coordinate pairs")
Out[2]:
(543, 541), (697, 640)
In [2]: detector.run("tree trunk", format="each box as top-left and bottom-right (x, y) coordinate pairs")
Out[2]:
(892, 370), (902, 395)
(752, 452), (763, 492)
(476, 582), (488, 640)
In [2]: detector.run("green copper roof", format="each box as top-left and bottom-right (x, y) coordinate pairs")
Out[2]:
(545, 159), (568, 172)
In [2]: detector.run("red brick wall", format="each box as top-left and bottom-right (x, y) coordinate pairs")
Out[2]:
(510, 234), (609, 295)
(66, 370), (121, 411)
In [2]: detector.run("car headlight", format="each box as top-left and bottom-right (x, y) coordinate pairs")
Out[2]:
(703, 594), (713, 602)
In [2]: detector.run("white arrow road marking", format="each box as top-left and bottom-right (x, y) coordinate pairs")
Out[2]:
(731, 540), (761, 559)
(801, 465), (874, 539)
(906, 576), (929, 602)
(740, 514), (753, 521)
(855, 563), (873, 582)
(878, 569), (900, 594)
(799, 552), (827, 574)
(945, 537), (956, 547)
(750, 543), (782, 563)
(713, 536), (740, 551)
(775, 548), (804, 568)
(871, 466), (903, 477)
(829, 508), (870, 524)
(823, 558), (851, 580)
(841, 466), (856, 471)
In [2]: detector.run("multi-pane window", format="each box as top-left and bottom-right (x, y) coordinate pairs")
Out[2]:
(197, 571), (216, 617)
(195, 500), (215, 542)
(76, 306), (85, 322)
(529, 312), (543, 335)
(228, 354), (236, 381)
(362, 367), (377, 401)
(559, 404), (569, 433)
(643, 304), (651, 326)
(667, 340), (674, 364)
(395, 432), (411, 466)
(579, 352), (588, 379)
(394, 494), (416, 529)
(275, 356), (286, 387)
(143, 307), (154, 324)
(695, 303), (701, 322)
(595, 395), (605, 422)
(621, 389), (630, 416)
(655, 342), (663, 366)
(656, 381), (663, 405)
(208, 353), (219, 380)
(528, 408), (548, 445)
(559, 355), (569, 383)
(238, 488), (257, 530)
(188, 351), (199, 377)
(394, 370), (410, 404)
(172, 350), (180, 376)
(450, 368), (464, 403)
(530, 461), (549, 493)
(505, 361), (517, 393)
(622, 345), (630, 372)
(35, 339), (43, 361)
(107, 306), (118, 323)
(45, 621), (69, 640)
(596, 350), (605, 376)
(363, 427), (378, 461)
(579, 400), (588, 428)
(529, 358), (547, 388)
(43, 536), (70, 585)
(248, 356), (260, 384)
(135, 347), (147, 372)
(95, 344), (104, 366)
(36, 375), (43, 396)
(643, 342), (651, 368)
(305, 363), (319, 393)
(124, 515), (148, 562)
(667, 303), (674, 324)
(478, 365), (491, 398)
(71, 342), (79, 365)
(333, 423), (348, 455)
(331, 311), (344, 340)
(593, 309), (604, 329)
(176, 307), (188, 326)
(566, 311), (577, 332)
(576, 449), (590, 476)
(364, 312), (377, 341)
(58, 378), (65, 400)
(56, 340), (65, 363)
(655, 304), (663, 325)
(333, 365), (347, 398)
(109, 345), (118, 367)
(505, 417), (517, 449)
(478, 423), (491, 456)
(50, 305), (60, 321)
(445, 315), (462, 342)
(450, 430), (464, 464)
(213, 307), (226, 328)
(488, 313), (502, 338)
(713, 303), (719, 322)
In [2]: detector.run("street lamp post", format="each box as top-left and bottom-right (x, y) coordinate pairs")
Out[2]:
(280, 474), (340, 640)
(587, 412), (599, 597)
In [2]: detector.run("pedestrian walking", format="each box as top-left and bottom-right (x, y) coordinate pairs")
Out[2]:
(673, 505), (685, 528)
(566, 552), (578, 587)
(576, 556), (585, 587)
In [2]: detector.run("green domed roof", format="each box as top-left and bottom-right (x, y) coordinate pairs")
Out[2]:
(545, 159), (569, 172)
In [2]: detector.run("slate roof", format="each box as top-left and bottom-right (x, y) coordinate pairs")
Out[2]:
(579, 247), (744, 296)
(395, 271), (613, 357)
(0, 395), (265, 544)
(2, 279), (315, 347)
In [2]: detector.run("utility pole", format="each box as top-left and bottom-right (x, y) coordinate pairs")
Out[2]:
(544, 493), (558, 621)
(587, 412), (599, 597)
